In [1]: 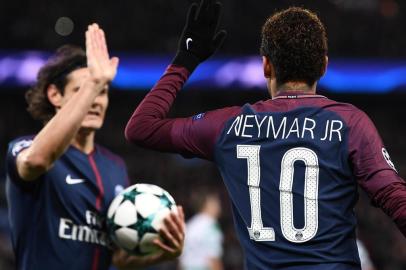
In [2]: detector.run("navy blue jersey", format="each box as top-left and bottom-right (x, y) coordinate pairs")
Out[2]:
(6, 135), (129, 270)
(126, 65), (403, 270)
(214, 101), (360, 270)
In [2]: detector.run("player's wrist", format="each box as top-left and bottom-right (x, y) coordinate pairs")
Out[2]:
(172, 51), (201, 73)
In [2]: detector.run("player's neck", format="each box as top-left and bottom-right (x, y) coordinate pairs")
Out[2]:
(272, 82), (317, 97)
(72, 130), (95, 154)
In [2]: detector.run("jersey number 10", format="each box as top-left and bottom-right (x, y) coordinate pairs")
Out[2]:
(237, 145), (319, 243)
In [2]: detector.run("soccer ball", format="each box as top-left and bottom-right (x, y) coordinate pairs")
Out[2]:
(107, 183), (177, 255)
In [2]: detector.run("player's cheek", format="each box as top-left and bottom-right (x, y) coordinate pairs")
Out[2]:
(103, 97), (109, 117)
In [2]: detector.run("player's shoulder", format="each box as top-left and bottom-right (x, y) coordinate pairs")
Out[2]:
(322, 97), (370, 123)
(323, 97), (362, 112)
(8, 135), (35, 157)
(95, 144), (126, 168)
(203, 105), (242, 119)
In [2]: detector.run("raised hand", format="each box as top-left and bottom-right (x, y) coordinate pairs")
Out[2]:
(85, 24), (119, 86)
(173, 0), (227, 71)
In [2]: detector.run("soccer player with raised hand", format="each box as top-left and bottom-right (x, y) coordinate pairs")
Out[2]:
(126, 1), (406, 269)
(6, 24), (184, 270)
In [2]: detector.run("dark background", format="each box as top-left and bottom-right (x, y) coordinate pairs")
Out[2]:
(2, 0), (406, 57)
(1, 0), (406, 269)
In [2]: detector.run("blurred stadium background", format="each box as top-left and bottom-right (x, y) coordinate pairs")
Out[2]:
(1, 0), (406, 269)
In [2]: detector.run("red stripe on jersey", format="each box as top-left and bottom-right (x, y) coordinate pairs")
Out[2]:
(91, 246), (100, 270)
(88, 153), (104, 270)
(88, 154), (105, 210)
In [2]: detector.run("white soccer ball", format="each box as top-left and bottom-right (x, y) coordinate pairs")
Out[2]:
(107, 183), (177, 255)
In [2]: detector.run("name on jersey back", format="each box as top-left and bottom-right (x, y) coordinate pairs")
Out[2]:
(226, 115), (343, 142)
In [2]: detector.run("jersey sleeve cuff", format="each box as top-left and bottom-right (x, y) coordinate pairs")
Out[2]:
(172, 51), (200, 73)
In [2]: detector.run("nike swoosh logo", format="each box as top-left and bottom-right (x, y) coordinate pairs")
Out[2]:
(66, 174), (85, 185)
(186, 38), (193, 50)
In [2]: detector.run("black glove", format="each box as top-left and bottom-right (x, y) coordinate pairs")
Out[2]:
(172, 0), (227, 72)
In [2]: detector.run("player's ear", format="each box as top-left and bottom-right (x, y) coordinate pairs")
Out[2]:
(47, 84), (63, 109)
(262, 56), (274, 79)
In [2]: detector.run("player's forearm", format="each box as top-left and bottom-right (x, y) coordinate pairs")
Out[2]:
(372, 180), (406, 237)
(124, 64), (190, 147)
(18, 80), (104, 180)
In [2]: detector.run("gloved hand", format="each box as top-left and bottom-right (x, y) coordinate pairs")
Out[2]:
(172, 0), (227, 72)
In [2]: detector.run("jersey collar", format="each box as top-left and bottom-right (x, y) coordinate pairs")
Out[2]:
(272, 91), (327, 100)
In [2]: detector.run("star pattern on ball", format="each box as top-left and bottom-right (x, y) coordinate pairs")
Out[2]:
(107, 184), (177, 256)
(134, 213), (157, 238)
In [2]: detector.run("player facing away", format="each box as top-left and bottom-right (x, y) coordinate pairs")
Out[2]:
(125, 1), (406, 270)
(6, 24), (185, 270)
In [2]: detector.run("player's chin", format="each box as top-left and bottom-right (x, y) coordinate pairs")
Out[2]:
(81, 118), (104, 131)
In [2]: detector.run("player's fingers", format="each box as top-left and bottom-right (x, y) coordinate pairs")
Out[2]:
(178, 206), (185, 228)
(213, 30), (227, 50)
(170, 207), (185, 240)
(197, 0), (215, 21)
(160, 224), (181, 248)
(164, 213), (183, 243)
(186, 3), (199, 23)
(93, 23), (100, 33)
(91, 24), (101, 52)
(153, 238), (177, 254)
(86, 24), (95, 49)
(210, 2), (223, 30)
(199, 0), (212, 13)
(112, 249), (128, 265)
(196, 0), (205, 21)
(110, 57), (119, 71)
(93, 26), (108, 72)
(159, 225), (181, 249)
(89, 29), (102, 70)
(95, 28), (105, 55)
(85, 29), (92, 54)
(86, 27), (96, 63)
(89, 25), (98, 56)
(95, 26), (103, 53)
(99, 29), (109, 58)
(178, 206), (186, 238)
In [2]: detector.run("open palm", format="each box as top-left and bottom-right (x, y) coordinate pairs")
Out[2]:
(85, 24), (119, 85)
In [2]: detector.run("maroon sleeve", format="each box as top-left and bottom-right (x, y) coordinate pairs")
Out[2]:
(349, 110), (406, 236)
(125, 64), (241, 160)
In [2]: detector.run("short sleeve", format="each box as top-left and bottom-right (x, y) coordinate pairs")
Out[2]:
(6, 137), (37, 188)
(349, 111), (401, 198)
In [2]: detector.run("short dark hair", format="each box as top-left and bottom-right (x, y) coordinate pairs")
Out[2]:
(260, 7), (328, 86)
(26, 45), (87, 122)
